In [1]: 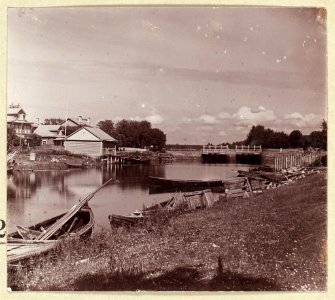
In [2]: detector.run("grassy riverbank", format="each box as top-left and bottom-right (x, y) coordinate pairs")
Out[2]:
(9, 172), (327, 291)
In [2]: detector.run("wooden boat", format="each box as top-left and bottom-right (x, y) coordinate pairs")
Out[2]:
(7, 177), (114, 268)
(65, 161), (85, 168)
(108, 189), (216, 228)
(108, 210), (145, 227)
(125, 156), (151, 165)
(148, 176), (224, 190)
(108, 193), (178, 227)
(7, 205), (94, 267)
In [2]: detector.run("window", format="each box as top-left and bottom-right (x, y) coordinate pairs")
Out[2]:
(42, 140), (47, 145)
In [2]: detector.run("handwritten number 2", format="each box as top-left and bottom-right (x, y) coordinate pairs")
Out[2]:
(0, 219), (6, 238)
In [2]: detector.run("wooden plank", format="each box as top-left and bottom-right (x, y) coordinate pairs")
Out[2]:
(245, 177), (254, 197)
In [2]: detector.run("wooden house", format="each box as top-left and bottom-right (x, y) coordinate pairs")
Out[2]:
(7, 104), (34, 145)
(34, 125), (65, 146)
(64, 127), (117, 157)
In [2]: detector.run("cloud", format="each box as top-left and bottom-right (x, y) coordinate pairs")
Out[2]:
(199, 114), (219, 124)
(284, 112), (320, 128)
(218, 112), (231, 119)
(197, 125), (215, 131)
(182, 117), (192, 124)
(233, 106), (276, 125)
(218, 130), (227, 136)
(145, 114), (164, 124)
(128, 114), (164, 125)
(129, 116), (142, 121)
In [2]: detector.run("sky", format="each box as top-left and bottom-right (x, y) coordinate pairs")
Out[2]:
(8, 6), (327, 144)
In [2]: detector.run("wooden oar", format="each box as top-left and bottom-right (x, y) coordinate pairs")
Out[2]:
(35, 177), (115, 241)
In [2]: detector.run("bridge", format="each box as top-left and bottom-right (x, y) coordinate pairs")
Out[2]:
(202, 145), (262, 154)
(202, 145), (262, 164)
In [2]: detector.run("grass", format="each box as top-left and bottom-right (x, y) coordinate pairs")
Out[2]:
(8, 171), (327, 291)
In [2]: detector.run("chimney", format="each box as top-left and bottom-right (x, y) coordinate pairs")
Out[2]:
(36, 118), (39, 125)
(78, 116), (82, 124)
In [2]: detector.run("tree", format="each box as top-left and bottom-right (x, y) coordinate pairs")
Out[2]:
(245, 125), (289, 148)
(147, 128), (166, 150)
(309, 131), (323, 148)
(245, 125), (267, 146)
(114, 119), (166, 149)
(97, 120), (116, 138)
(43, 118), (65, 125)
(29, 134), (42, 147)
(61, 125), (82, 136)
(7, 126), (20, 151)
(270, 131), (290, 148)
(288, 130), (303, 148)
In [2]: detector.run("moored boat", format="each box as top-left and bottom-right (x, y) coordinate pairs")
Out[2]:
(125, 156), (151, 165)
(65, 161), (85, 168)
(148, 176), (224, 193)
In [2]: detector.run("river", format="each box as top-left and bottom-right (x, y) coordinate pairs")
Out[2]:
(7, 161), (253, 233)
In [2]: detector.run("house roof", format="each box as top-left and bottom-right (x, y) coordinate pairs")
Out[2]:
(86, 127), (117, 141)
(59, 118), (81, 127)
(66, 126), (117, 142)
(7, 118), (33, 124)
(34, 125), (63, 138)
(7, 116), (17, 122)
(59, 117), (92, 127)
(7, 107), (25, 115)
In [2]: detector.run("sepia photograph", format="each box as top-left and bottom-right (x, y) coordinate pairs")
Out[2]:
(5, 5), (328, 292)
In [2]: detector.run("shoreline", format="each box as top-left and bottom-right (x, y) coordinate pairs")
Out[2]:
(8, 170), (327, 291)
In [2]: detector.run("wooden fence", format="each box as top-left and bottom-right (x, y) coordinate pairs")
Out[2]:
(274, 151), (321, 172)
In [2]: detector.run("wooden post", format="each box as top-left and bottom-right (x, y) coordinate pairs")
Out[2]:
(246, 177), (254, 197)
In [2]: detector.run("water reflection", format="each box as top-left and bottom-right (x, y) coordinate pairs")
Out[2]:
(7, 162), (251, 233)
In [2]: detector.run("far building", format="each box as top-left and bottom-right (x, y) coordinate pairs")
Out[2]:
(33, 116), (92, 146)
(7, 104), (35, 145)
(59, 116), (91, 127)
(64, 126), (117, 157)
(34, 124), (65, 146)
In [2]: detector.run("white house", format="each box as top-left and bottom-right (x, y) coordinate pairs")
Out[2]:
(64, 126), (117, 157)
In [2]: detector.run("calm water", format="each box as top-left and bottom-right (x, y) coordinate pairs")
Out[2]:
(7, 162), (252, 233)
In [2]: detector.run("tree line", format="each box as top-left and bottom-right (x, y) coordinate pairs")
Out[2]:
(97, 119), (166, 150)
(220, 120), (327, 150)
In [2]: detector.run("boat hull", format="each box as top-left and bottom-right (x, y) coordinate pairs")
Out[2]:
(7, 207), (94, 266)
(108, 213), (145, 227)
(125, 157), (151, 165)
(148, 176), (224, 193)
